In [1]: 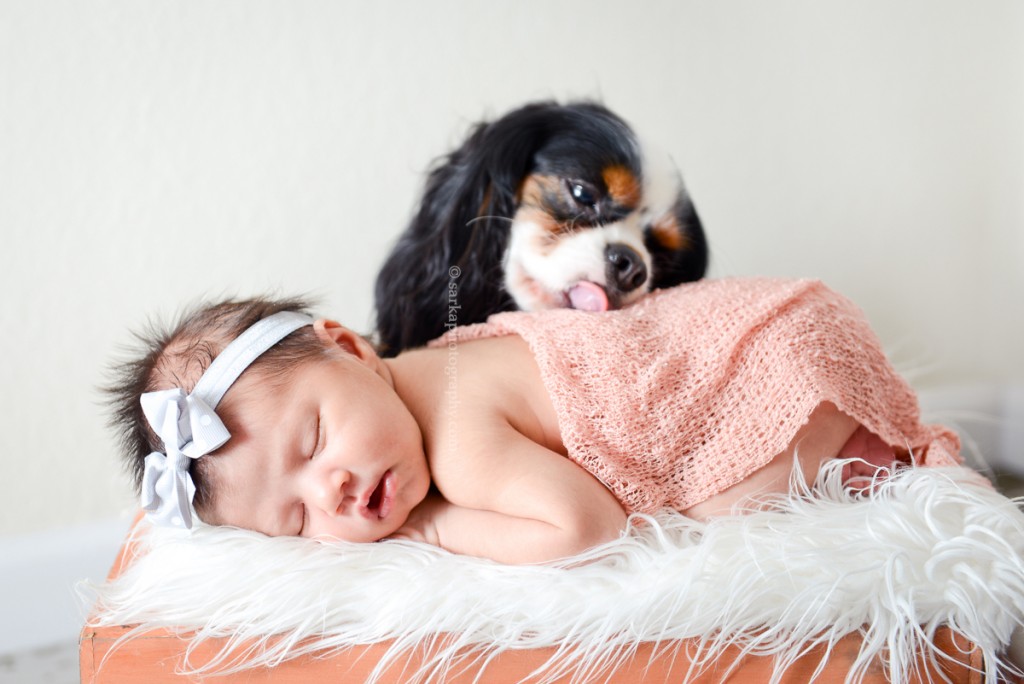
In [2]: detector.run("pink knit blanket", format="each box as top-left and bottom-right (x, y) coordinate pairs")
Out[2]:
(436, 278), (961, 513)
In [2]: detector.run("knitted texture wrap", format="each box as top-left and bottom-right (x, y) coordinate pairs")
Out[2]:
(433, 278), (961, 514)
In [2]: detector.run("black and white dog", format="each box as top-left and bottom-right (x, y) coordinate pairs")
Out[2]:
(374, 101), (707, 355)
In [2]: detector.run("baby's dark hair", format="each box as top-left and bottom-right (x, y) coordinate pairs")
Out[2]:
(105, 295), (330, 513)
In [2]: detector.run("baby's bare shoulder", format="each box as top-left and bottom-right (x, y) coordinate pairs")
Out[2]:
(447, 334), (533, 382)
(430, 333), (561, 461)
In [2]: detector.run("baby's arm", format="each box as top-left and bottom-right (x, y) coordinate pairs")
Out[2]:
(393, 422), (626, 564)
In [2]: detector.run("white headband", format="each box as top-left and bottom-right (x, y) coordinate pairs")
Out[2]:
(139, 311), (314, 529)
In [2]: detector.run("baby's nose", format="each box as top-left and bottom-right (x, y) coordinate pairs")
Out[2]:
(307, 467), (352, 516)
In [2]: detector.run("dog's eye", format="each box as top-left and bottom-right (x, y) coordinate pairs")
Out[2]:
(567, 181), (599, 209)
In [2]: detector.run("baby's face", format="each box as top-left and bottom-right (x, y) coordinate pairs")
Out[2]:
(200, 351), (431, 543)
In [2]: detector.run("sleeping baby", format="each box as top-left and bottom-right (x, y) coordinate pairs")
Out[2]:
(107, 278), (965, 565)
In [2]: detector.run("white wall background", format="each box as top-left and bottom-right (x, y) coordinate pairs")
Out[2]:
(1, 1), (1022, 545)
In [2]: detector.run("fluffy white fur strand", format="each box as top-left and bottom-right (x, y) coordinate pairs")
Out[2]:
(82, 463), (1024, 683)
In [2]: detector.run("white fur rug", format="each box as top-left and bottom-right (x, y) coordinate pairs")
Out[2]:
(84, 463), (1024, 684)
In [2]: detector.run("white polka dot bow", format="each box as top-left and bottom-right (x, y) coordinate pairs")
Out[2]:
(139, 388), (231, 529)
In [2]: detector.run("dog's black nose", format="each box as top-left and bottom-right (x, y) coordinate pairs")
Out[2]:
(605, 243), (648, 293)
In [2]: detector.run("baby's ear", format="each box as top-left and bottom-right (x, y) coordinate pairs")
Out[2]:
(313, 319), (376, 361)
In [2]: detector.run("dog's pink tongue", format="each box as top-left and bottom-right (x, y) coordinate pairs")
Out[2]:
(567, 282), (609, 312)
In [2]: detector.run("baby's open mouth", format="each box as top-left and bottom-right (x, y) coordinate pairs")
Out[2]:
(366, 470), (395, 520)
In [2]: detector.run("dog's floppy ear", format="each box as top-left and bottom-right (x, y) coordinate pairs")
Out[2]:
(374, 102), (565, 356)
(645, 190), (708, 289)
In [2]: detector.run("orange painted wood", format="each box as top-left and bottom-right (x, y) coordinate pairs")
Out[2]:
(80, 623), (984, 684)
(80, 516), (988, 683)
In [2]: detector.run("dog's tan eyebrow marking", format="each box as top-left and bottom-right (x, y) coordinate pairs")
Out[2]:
(649, 215), (690, 251)
(602, 165), (641, 209)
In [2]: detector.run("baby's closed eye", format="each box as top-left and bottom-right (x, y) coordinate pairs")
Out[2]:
(310, 413), (324, 459)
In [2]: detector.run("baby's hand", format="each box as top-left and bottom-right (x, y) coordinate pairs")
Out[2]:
(386, 492), (445, 546)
